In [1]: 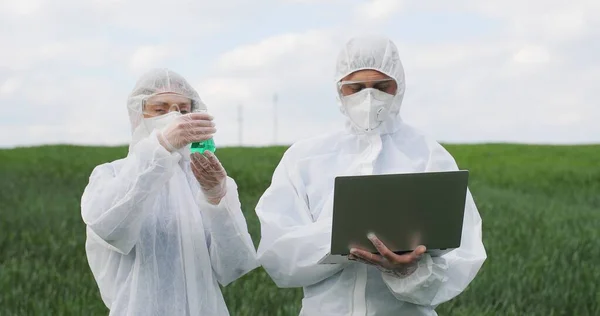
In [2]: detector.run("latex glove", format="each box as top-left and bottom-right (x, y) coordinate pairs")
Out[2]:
(158, 113), (216, 152)
(348, 233), (427, 278)
(191, 151), (227, 205)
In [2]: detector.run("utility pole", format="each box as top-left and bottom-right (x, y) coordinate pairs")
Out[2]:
(238, 103), (243, 146)
(273, 93), (278, 145)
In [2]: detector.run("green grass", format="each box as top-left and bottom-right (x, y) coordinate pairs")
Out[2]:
(0, 144), (598, 315)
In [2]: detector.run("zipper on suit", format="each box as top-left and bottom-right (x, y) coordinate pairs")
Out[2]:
(351, 265), (368, 316)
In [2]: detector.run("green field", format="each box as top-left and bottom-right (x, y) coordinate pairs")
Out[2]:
(1, 144), (599, 315)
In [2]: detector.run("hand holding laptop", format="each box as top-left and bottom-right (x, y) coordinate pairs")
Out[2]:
(348, 233), (427, 277)
(318, 171), (468, 265)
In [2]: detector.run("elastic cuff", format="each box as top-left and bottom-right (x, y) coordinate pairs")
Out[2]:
(380, 261), (419, 278)
(203, 182), (228, 205)
(201, 191), (229, 210)
(132, 130), (181, 167)
(157, 131), (177, 152)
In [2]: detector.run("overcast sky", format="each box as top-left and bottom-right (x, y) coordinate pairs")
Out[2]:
(1, 0), (598, 148)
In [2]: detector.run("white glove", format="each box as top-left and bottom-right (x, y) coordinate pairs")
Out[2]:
(158, 113), (216, 152)
(191, 151), (227, 205)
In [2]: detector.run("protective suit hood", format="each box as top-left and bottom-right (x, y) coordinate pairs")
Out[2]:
(335, 36), (406, 135)
(127, 68), (207, 152)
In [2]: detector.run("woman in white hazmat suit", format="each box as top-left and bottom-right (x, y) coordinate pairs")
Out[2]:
(255, 36), (487, 315)
(81, 68), (258, 315)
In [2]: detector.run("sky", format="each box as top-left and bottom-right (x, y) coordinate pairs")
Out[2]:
(0, 0), (598, 148)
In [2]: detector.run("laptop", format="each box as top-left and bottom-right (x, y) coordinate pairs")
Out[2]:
(318, 170), (469, 264)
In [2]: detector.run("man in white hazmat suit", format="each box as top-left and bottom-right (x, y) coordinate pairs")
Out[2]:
(81, 68), (258, 315)
(255, 36), (487, 315)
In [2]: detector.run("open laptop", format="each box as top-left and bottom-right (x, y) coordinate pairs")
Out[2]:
(318, 170), (469, 264)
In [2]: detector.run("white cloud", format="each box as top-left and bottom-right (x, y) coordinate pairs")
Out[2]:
(193, 29), (345, 145)
(199, 28), (342, 109)
(0, 0), (267, 147)
(459, 0), (595, 42)
(0, 77), (22, 96)
(0, 0), (598, 148)
(356, 0), (404, 21)
(214, 30), (339, 74)
(284, 0), (345, 3)
(0, 0), (42, 16)
(513, 45), (552, 64)
(129, 46), (173, 73)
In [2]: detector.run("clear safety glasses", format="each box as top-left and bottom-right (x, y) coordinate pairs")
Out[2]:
(338, 78), (397, 97)
(142, 93), (193, 117)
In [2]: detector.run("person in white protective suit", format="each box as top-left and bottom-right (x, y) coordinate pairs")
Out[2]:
(81, 68), (258, 316)
(255, 36), (487, 316)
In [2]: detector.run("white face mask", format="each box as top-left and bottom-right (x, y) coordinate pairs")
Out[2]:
(143, 111), (182, 132)
(341, 88), (394, 132)
(130, 111), (191, 158)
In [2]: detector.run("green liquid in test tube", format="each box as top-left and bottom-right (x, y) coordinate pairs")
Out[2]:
(190, 109), (216, 154)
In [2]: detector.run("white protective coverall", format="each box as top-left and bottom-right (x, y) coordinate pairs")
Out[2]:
(81, 69), (258, 316)
(255, 36), (487, 316)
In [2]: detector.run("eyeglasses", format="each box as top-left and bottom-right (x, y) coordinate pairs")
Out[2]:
(142, 93), (192, 117)
(142, 98), (193, 117)
(338, 78), (397, 96)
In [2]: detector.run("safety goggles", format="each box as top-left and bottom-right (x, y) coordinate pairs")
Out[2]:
(337, 78), (397, 96)
(142, 93), (193, 117)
